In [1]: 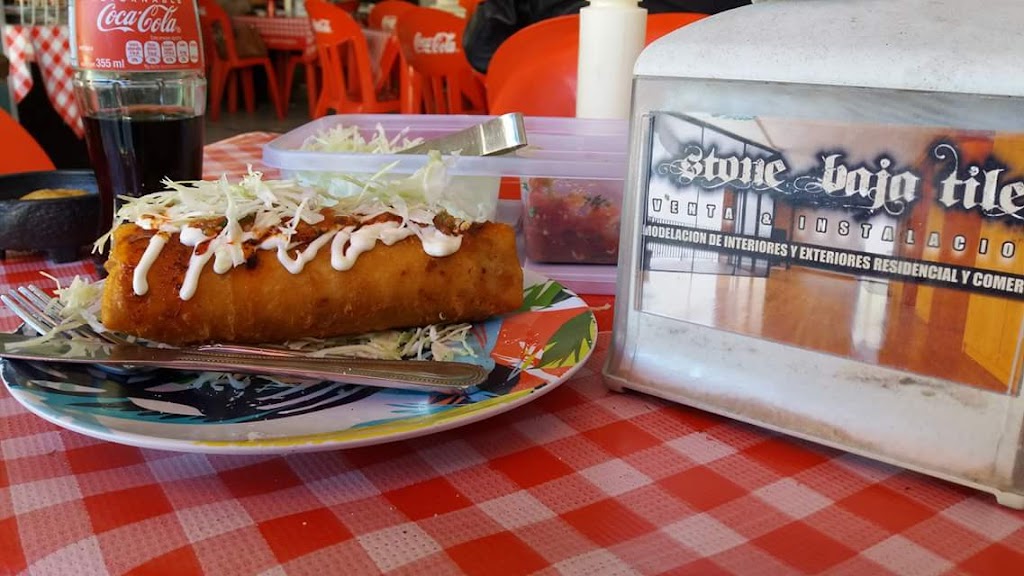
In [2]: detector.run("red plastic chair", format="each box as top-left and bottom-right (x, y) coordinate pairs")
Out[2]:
(485, 14), (579, 112)
(197, 0), (284, 121)
(282, 47), (319, 119)
(489, 42), (577, 117)
(645, 12), (708, 43)
(368, 0), (417, 98)
(306, 0), (400, 117)
(395, 7), (486, 114)
(0, 110), (54, 175)
(368, 0), (415, 31)
(336, 0), (360, 14)
(490, 12), (707, 117)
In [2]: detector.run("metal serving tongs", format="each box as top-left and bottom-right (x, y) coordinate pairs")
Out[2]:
(397, 112), (528, 156)
(0, 287), (488, 395)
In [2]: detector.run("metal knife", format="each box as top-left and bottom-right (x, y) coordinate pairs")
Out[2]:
(0, 333), (487, 394)
(397, 112), (528, 156)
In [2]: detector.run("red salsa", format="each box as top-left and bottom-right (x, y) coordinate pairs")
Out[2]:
(523, 178), (622, 264)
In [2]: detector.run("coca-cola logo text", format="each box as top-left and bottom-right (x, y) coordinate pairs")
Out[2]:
(312, 18), (332, 34)
(97, 4), (180, 34)
(413, 32), (457, 54)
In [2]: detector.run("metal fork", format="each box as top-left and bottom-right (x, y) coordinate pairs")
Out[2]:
(2, 285), (130, 345)
(2, 286), (142, 377)
(4, 287), (364, 358)
(1, 285), (487, 393)
(4, 286), (283, 355)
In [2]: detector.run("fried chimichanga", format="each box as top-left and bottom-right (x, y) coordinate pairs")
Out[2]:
(101, 220), (523, 345)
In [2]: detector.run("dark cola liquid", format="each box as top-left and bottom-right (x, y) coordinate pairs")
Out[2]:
(84, 109), (204, 235)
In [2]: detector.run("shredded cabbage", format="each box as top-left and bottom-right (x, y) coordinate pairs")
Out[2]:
(299, 123), (423, 154)
(285, 323), (475, 362)
(93, 153), (490, 257)
(4, 274), (111, 352)
(295, 122), (498, 223)
(53, 275), (107, 333)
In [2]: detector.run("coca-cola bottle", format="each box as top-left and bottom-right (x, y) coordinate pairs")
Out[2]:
(70, 0), (207, 235)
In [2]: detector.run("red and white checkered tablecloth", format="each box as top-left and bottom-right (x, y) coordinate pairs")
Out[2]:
(202, 131), (282, 181)
(1, 134), (1022, 575)
(233, 16), (317, 56)
(3, 24), (83, 137)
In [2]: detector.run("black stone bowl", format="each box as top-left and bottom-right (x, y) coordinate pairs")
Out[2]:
(0, 170), (102, 263)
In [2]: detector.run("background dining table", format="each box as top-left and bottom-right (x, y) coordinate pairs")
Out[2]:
(1, 132), (1022, 575)
(232, 15), (390, 76)
(2, 23), (81, 137)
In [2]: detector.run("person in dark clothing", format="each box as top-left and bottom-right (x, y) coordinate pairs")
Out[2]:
(463, 0), (751, 74)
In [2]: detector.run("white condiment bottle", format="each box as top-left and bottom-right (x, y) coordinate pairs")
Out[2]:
(575, 0), (647, 119)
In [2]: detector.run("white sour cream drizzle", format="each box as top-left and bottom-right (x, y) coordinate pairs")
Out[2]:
(265, 228), (338, 274)
(179, 225), (207, 247)
(181, 246), (216, 300)
(418, 226), (464, 257)
(131, 214), (465, 301)
(331, 222), (416, 272)
(132, 233), (168, 296)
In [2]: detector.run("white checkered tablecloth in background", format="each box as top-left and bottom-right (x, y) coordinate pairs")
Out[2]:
(3, 24), (83, 137)
(233, 16), (317, 56)
(3, 25), (33, 100)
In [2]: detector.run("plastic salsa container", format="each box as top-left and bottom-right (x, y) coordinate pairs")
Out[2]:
(261, 114), (629, 265)
(523, 177), (623, 264)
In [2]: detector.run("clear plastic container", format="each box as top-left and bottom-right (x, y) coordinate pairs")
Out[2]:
(522, 257), (619, 296)
(263, 114), (627, 178)
(262, 114), (630, 269)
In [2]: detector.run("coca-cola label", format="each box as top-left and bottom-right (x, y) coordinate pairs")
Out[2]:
(413, 32), (457, 55)
(73, 0), (204, 72)
(311, 18), (332, 34)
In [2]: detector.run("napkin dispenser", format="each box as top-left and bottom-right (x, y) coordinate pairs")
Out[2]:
(604, 0), (1024, 508)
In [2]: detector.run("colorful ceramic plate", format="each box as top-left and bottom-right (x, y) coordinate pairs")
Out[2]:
(1, 271), (596, 454)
